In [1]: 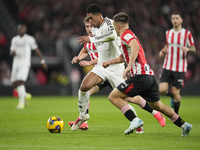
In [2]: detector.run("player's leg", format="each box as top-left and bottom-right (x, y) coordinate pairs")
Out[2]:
(125, 75), (165, 127)
(108, 70), (145, 134)
(171, 86), (181, 114)
(159, 69), (174, 108)
(71, 71), (103, 130)
(159, 82), (169, 95)
(108, 89), (144, 135)
(78, 72), (103, 117)
(89, 85), (100, 95)
(126, 96), (165, 127)
(170, 71), (184, 114)
(149, 100), (192, 137)
(14, 81), (26, 109)
(11, 66), (29, 109)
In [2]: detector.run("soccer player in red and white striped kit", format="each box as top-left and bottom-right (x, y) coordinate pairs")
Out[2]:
(103, 12), (192, 137)
(159, 11), (196, 114)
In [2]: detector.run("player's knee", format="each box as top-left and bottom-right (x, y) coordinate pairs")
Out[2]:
(150, 101), (162, 111)
(108, 93), (115, 103)
(159, 86), (167, 94)
(80, 84), (91, 92)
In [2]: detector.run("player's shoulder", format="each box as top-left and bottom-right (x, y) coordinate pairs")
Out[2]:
(24, 34), (34, 38)
(105, 17), (113, 26)
(25, 34), (36, 41)
(166, 28), (173, 34)
(101, 17), (113, 28)
(12, 35), (19, 41)
(182, 28), (191, 33)
(121, 29), (135, 40)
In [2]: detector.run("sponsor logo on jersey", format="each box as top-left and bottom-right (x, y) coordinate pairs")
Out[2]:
(124, 33), (133, 41)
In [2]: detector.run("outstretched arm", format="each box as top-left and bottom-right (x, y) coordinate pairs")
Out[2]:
(102, 54), (124, 68)
(79, 58), (98, 67)
(71, 47), (88, 64)
(34, 48), (48, 71)
(159, 44), (168, 58)
(181, 45), (196, 53)
(123, 39), (139, 79)
(78, 26), (116, 45)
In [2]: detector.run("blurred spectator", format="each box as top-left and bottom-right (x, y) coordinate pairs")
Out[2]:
(1, 0), (199, 85)
(35, 68), (47, 85)
(0, 61), (11, 85)
(0, 32), (7, 47)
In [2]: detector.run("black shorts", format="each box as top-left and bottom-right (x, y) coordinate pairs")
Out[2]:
(160, 69), (185, 88)
(97, 80), (112, 91)
(117, 75), (160, 102)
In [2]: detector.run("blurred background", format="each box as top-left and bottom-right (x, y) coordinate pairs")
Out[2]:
(0, 0), (199, 96)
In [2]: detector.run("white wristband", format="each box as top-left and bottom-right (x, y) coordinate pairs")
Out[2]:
(40, 59), (45, 64)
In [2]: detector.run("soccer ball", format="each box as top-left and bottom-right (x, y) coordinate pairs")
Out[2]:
(46, 116), (64, 133)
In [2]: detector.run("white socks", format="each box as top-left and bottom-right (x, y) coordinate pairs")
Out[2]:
(17, 85), (26, 105)
(78, 90), (90, 119)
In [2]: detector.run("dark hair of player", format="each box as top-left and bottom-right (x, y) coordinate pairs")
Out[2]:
(113, 12), (129, 24)
(172, 11), (182, 18)
(86, 4), (102, 15)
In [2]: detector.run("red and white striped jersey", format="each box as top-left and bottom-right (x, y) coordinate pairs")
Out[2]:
(163, 28), (195, 72)
(120, 29), (154, 77)
(84, 42), (98, 62)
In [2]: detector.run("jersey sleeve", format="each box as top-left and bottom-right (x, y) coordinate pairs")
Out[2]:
(30, 37), (38, 50)
(121, 31), (136, 45)
(165, 30), (170, 45)
(90, 23), (116, 43)
(83, 43), (87, 50)
(187, 32), (195, 47)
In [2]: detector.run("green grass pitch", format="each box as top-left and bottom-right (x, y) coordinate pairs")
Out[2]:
(0, 96), (199, 150)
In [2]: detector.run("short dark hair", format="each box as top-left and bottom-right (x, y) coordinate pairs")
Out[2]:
(172, 11), (182, 18)
(86, 4), (102, 15)
(113, 12), (129, 24)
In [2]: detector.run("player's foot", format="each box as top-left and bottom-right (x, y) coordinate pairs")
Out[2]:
(153, 111), (166, 127)
(26, 93), (32, 100)
(68, 121), (74, 127)
(170, 98), (174, 108)
(124, 118), (144, 135)
(80, 122), (89, 130)
(25, 93), (32, 106)
(71, 114), (90, 131)
(181, 122), (193, 137)
(16, 103), (25, 109)
(136, 127), (144, 133)
(68, 121), (89, 130)
(13, 90), (18, 98)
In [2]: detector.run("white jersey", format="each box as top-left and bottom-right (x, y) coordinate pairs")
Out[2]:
(89, 17), (124, 71)
(10, 34), (38, 67)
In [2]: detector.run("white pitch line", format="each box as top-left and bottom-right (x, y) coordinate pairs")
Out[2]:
(0, 144), (141, 149)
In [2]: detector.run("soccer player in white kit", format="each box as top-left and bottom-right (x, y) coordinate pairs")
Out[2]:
(159, 11), (196, 114)
(71, 4), (165, 132)
(69, 17), (145, 132)
(10, 24), (47, 109)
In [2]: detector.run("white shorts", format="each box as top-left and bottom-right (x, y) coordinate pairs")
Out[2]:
(91, 65), (124, 89)
(11, 65), (30, 83)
